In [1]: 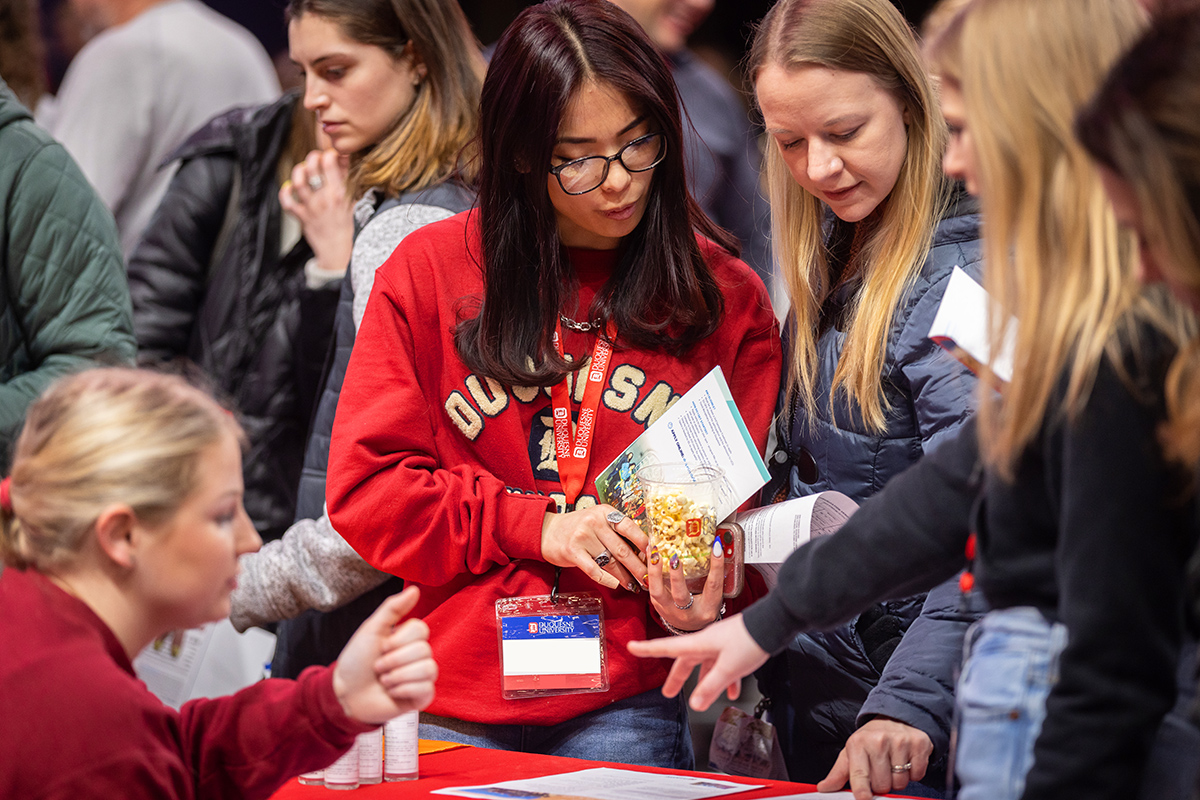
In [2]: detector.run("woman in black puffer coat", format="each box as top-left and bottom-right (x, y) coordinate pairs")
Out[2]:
(128, 91), (349, 542)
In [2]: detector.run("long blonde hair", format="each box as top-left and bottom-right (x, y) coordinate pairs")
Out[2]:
(0, 369), (243, 571)
(749, 0), (947, 432)
(931, 0), (1162, 477)
(1077, 7), (1200, 465)
(287, 0), (485, 198)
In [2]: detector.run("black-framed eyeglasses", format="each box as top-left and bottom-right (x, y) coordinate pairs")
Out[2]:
(548, 132), (667, 195)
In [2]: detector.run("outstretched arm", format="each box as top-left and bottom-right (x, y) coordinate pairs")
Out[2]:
(629, 421), (981, 710)
(177, 586), (434, 800)
(627, 613), (769, 711)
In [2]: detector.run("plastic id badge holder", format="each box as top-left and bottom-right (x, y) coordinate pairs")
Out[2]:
(496, 593), (608, 699)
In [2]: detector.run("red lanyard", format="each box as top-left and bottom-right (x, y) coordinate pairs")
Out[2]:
(550, 321), (615, 509)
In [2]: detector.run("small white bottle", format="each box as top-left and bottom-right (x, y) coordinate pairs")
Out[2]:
(357, 728), (383, 785)
(323, 744), (360, 791)
(297, 769), (324, 786)
(384, 711), (419, 781)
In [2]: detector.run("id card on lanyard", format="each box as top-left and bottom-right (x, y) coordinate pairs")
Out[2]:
(496, 321), (615, 700)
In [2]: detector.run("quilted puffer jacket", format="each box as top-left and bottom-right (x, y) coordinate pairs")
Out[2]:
(127, 92), (335, 541)
(760, 189), (985, 788)
(0, 81), (135, 469)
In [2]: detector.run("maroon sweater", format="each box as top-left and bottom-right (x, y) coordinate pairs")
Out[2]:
(328, 210), (781, 726)
(0, 568), (372, 799)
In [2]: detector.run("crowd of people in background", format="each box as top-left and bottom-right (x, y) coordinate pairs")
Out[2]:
(3, 0), (1200, 799)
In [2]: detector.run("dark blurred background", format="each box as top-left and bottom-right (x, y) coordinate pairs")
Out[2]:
(40, 0), (940, 94)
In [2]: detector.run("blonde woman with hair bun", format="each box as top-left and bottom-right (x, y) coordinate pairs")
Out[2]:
(747, 0), (985, 793)
(633, 1), (1198, 798)
(0, 368), (437, 798)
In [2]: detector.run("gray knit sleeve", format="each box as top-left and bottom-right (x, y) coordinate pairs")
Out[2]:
(350, 203), (456, 330)
(228, 512), (391, 632)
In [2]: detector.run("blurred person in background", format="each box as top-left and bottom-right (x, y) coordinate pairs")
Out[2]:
(1077, 8), (1200, 796)
(226, 0), (484, 682)
(127, 92), (350, 544)
(607, 0), (774, 298)
(0, 78), (135, 472)
(0, 0), (48, 112)
(38, 0), (279, 257)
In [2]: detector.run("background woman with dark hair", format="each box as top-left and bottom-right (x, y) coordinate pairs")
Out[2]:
(222, 0), (485, 679)
(326, 0), (779, 768)
(1078, 13), (1200, 798)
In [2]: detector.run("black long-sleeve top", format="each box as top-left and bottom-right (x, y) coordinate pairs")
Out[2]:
(744, 329), (1196, 800)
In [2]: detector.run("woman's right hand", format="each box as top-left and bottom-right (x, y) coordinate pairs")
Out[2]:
(332, 585), (437, 726)
(541, 504), (648, 592)
(279, 148), (355, 276)
(818, 717), (934, 800)
(627, 613), (769, 711)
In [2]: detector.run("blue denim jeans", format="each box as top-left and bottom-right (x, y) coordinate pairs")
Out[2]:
(418, 687), (695, 769)
(952, 607), (1067, 800)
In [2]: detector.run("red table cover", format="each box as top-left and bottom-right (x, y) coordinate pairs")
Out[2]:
(269, 744), (916, 799)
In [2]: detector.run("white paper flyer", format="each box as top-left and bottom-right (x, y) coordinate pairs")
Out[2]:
(595, 366), (769, 531)
(927, 265), (1016, 384)
(734, 491), (858, 589)
(433, 767), (761, 800)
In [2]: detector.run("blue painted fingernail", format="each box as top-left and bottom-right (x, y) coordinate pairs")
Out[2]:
(669, 553), (680, 570)
(712, 538), (723, 558)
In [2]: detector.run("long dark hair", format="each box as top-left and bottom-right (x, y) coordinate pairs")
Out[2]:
(454, 0), (733, 387)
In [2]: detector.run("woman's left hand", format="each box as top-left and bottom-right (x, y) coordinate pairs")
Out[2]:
(279, 148), (355, 275)
(646, 537), (725, 632)
(332, 585), (438, 725)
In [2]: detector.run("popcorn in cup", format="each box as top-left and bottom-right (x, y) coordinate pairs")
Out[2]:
(638, 463), (722, 590)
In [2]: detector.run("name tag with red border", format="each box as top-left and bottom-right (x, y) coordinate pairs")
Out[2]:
(496, 593), (608, 699)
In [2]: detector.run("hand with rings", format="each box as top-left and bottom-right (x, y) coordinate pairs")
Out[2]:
(279, 147), (355, 276)
(540, 504), (648, 592)
(645, 535), (726, 633)
(816, 717), (934, 800)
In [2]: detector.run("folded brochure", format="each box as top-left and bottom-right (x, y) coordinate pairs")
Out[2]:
(595, 366), (769, 531)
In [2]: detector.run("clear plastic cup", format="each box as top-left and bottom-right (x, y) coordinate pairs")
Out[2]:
(323, 744), (360, 790)
(638, 463), (722, 590)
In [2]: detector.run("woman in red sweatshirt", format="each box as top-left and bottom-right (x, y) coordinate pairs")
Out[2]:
(0, 368), (436, 799)
(326, 0), (780, 768)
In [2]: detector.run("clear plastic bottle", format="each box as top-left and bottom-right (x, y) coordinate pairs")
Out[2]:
(357, 729), (383, 785)
(384, 711), (419, 781)
(297, 769), (324, 786)
(323, 744), (359, 791)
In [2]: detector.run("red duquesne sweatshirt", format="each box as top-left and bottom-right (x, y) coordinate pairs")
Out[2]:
(327, 210), (781, 725)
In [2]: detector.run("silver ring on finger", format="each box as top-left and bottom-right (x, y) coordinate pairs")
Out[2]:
(891, 763), (912, 774)
(605, 510), (626, 527)
(673, 594), (694, 611)
(593, 550), (612, 568)
(307, 174), (325, 192)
